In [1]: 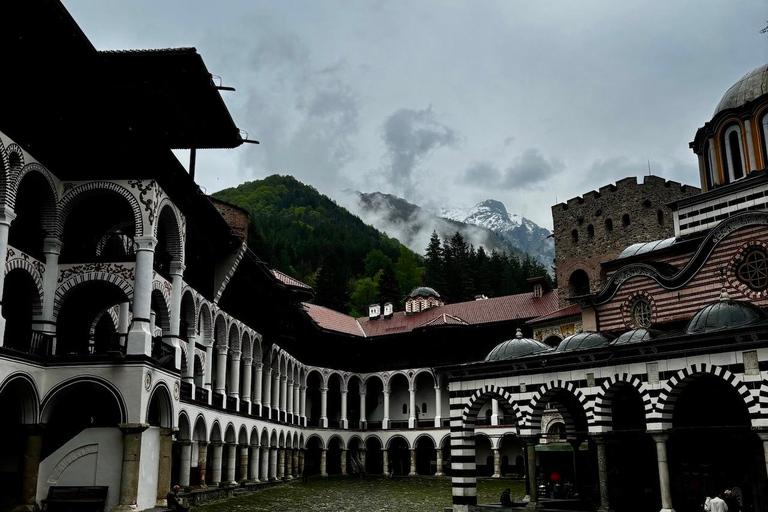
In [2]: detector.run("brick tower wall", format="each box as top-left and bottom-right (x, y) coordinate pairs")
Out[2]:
(552, 175), (700, 306)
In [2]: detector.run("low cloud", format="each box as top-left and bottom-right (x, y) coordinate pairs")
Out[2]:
(582, 157), (699, 189)
(459, 148), (564, 190)
(460, 161), (501, 186)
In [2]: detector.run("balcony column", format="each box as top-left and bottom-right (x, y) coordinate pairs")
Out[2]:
(228, 349), (241, 402)
(241, 357), (252, 404)
(651, 433), (675, 512)
(215, 345), (228, 396)
(300, 385), (308, 426)
(272, 370), (281, 419)
(435, 448), (444, 476)
(280, 375), (288, 421)
(179, 441), (193, 487)
(359, 389), (367, 428)
(268, 447), (278, 481)
(259, 447), (269, 482)
(286, 378), (294, 423)
(293, 382), (300, 424)
(262, 368), (272, 419)
(239, 444), (249, 482)
(434, 386), (443, 427)
(320, 387), (329, 428)
(210, 442), (223, 485)
(17, 424), (43, 512)
(383, 388), (391, 429)
(285, 449), (293, 479)
(127, 236), (156, 357)
(225, 443), (237, 484)
(408, 387), (417, 428)
(409, 449), (417, 476)
(492, 448), (501, 478)
(340, 390), (349, 429)
(35, 238), (62, 343)
(204, 345), (214, 400)
(320, 449), (328, 477)
(593, 435), (612, 512)
(340, 449), (347, 476)
(252, 362), (263, 415)
(167, 261), (185, 370)
(249, 445), (260, 482)
(491, 399), (499, 426)
(112, 423), (149, 512)
(183, 331), (196, 386)
(382, 450), (389, 476)
(0, 208), (16, 348)
(197, 441), (208, 487)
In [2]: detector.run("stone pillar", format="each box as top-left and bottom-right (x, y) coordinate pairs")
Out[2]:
(37, 238), (62, 343)
(215, 345), (228, 395)
(434, 386), (443, 427)
(262, 368), (272, 418)
(491, 399), (499, 426)
(359, 390), (367, 427)
(239, 444), (249, 482)
(568, 438), (582, 496)
(126, 237), (156, 356)
(284, 449), (292, 480)
(340, 390), (348, 429)
(112, 423), (149, 512)
(757, 432), (768, 482)
(320, 387), (329, 428)
(167, 261), (185, 370)
(253, 363), (263, 414)
(299, 450), (305, 476)
(340, 449), (347, 476)
(360, 450), (367, 473)
(272, 371), (281, 419)
(300, 385), (308, 426)
(435, 448), (444, 476)
(280, 376), (288, 419)
(210, 442), (223, 485)
(492, 448), (501, 478)
(155, 428), (174, 506)
(409, 449), (417, 476)
(524, 437), (542, 509)
(179, 441), (193, 487)
(204, 345), (214, 399)
(197, 441), (208, 487)
(383, 389), (390, 429)
(249, 446), (260, 482)
(228, 349), (242, 401)
(594, 436), (612, 512)
(260, 447), (269, 482)
(293, 450), (299, 477)
(241, 357), (253, 402)
(286, 379), (294, 423)
(0, 208), (16, 348)
(183, 335), (196, 386)
(320, 449), (328, 477)
(382, 450), (389, 475)
(293, 383), (300, 425)
(17, 425), (43, 511)
(408, 387), (417, 428)
(651, 433), (675, 512)
(269, 448), (278, 481)
(277, 448), (285, 480)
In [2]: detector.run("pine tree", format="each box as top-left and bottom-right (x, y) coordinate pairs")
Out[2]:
(376, 264), (401, 309)
(423, 231), (446, 294)
(314, 254), (350, 312)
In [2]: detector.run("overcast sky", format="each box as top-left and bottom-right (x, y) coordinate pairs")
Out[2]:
(64, 1), (767, 230)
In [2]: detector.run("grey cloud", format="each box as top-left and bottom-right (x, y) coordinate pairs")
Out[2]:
(460, 161), (501, 186)
(501, 148), (564, 189)
(381, 106), (459, 200)
(581, 157), (701, 190)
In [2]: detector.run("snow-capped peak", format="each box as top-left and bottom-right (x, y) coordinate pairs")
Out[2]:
(440, 199), (523, 234)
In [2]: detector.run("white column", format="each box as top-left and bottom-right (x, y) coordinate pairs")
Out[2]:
(383, 389), (390, 429)
(127, 236), (156, 356)
(228, 349), (242, 400)
(37, 238), (62, 336)
(0, 209), (17, 348)
(434, 386), (443, 427)
(204, 344), (213, 390)
(300, 385), (308, 426)
(263, 368), (272, 418)
(652, 433), (675, 512)
(492, 448), (501, 478)
(211, 442), (223, 485)
(359, 391), (367, 427)
(226, 443), (237, 484)
(293, 382), (300, 424)
(179, 441), (192, 487)
(435, 448), (444, 476)
(408, 387), (417, 428)
(259, 447), (269, 482)
(167, 261), (185, 370)
(183, 334), (196, 385)
(272, 371), (281, 418)
(340, 390), (348, 429)
(252, 363), (263, 413)
(491, 399), (499, 426)
(241, 357), (253, 402)
(286, 378), (294, 422)
(320, 387), (329, 428)
(249, 445), (260, 482)
(280, 375), (288, 418)
(745, 119), (757, 171)
(215, 345), (228, 395)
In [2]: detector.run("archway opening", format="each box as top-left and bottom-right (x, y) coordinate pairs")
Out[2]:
(387, 437), (410, 476)
(305, 436), (322, 476)
(568, 270), (590, 297)
(0, 377), (38, 504)
(327, 437), (343, 475)
(415, 436), (436, 475)
(327, 374), (342, 428)
(56, 281), (128, 355)
(365, 437), (383, 475)
(9, 172), (55, 260)
(305, 371), (322, 427)
(2, 269), (41, 353)
(365, 377), (384, 428)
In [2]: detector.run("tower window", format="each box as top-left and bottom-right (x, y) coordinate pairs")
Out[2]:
(571, 229), (578, 244)
(605, 218), (613, 232)
(722, 124), (745, 183)
(642, 199), (651, 208)
(657, 210), (664, 226)
(587, 224), (594, 238)
(622, 214), (630, 227)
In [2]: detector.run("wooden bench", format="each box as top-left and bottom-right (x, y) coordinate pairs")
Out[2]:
(41, 486), (109, 512)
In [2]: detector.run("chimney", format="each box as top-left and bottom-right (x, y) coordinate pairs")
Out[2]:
(475, 295), (488, 301)
(383, 302), (393, 318)
(368, 303), (381, 320)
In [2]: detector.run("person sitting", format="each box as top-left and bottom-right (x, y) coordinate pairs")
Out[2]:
(167, 485), (191, 512)
(500, 488), (514, 507)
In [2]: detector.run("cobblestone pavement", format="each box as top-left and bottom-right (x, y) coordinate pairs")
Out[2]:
(194, 477), (525, 512)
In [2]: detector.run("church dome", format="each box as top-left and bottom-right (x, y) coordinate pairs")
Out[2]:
(408, 287), (440, 298)
(686, 289), (768, 334)
(610, 328), (661, 346)
(485, 329), (551, 361)
(713, 63), (768, 116)
(555, 331), (610, 353)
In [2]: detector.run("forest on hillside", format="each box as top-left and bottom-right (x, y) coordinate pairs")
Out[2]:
(213, 175), (553, 317)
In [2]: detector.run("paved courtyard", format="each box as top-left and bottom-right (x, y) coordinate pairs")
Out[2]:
(194, 477), (525, 512)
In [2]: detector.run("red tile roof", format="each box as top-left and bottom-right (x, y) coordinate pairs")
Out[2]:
(526, 304), (582, 325)
(302, 289), (560, 338)
(272, 269), (312, 291)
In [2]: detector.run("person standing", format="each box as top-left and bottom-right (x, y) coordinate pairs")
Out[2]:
(724, 490), (740, 512)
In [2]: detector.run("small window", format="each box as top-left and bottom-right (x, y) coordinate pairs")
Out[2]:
(736, 249), (768, 292)
(642, 199), (651, 208)
(631, 298), (652, 328)
(605, 218), (613, 232)
(422, 402), (427, 414)
(622, 214), (630, 227)
(576, 217), (584, 226)
(403, 404), (408, 414)
(657, 210), (664, 226)
(587, 224), (594, 238)
(571, 229), (579, 244)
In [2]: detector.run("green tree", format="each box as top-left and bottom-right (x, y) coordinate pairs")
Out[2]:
(349, 277), (379, 317)
(314, 255), (349, 312)
(395, 246), (423, 297)
(376, 265), (401, 309)
(364, 249), (393, 278)
(424, 231), (446, 292)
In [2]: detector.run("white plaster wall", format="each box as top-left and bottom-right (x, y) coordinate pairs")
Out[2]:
(137, 427), (160, 510)
(389, 387), (410, 420)
(37, 428), (123, 511)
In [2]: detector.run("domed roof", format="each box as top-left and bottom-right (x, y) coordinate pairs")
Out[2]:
(686, 289), (768, 334)
(555, 331), (610, 353)
(610, 328), (661, 346)
(408, 286), (440, 298)
(485, 329), (551, 361)
(714, 63), (768, 116)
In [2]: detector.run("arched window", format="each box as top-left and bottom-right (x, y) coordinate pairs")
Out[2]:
(622, 214), (630, 227)
(571, 229), (578, 244)
(403, 404), (407, 414)
(657, 210), (664, 226)
(587, 224), (594, 238)
(722, 124), (745, 183)
(568, 269), (590, 296)
(761, 112), (768, 170)
(605, 218), (613, 232)
(704, 139), (717, 189)
(422, 402), (427, 414)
